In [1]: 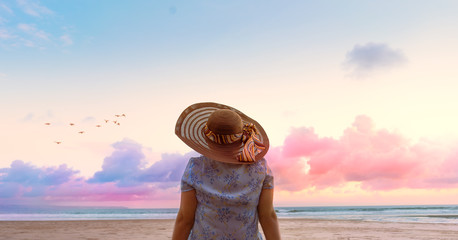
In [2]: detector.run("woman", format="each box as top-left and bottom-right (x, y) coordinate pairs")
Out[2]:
(172, 102), (281, 240)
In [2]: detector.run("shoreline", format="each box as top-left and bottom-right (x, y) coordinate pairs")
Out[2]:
(1, 218), (458, 240)
(5, 217), (457, 223)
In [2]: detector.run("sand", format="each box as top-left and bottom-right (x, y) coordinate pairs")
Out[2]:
(0, 218), (457, 240)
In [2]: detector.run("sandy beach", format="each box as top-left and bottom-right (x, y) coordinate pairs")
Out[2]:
(1, 218), (457, 240)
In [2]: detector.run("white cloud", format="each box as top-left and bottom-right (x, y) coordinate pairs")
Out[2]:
(0, 29), (14, 39)
(60, 34), (73, 46)
(17, 23), (33, 32)
(33, 29), (48, 40)
(17, 23), (49, 40)
(82, 116), (96, 123)
(0, 1), (74, 49)
(1, 3), (14, 15)
(0, 3), (13, 25)
(22, 113), (35, 122)
(20, 37), (35, 47)
(343, 42), (407, 78)
(16, 0), (53, 17)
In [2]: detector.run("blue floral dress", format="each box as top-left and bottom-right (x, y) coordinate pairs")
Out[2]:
(181, 155), (274, 240)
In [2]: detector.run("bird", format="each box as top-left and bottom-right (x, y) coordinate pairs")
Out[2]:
(104, 119), (109, 123)
(69, 123), (75, 126)
(121, 114), (126, 117)
(96, 125), (101, 128)
(78, 131), (85, 134)
(116, 122), (120, 126)
(55, 141), (62, 144)
(113, 120), (118, 124)
(45, 123), (51, 125)
(115, 114), (121, 117)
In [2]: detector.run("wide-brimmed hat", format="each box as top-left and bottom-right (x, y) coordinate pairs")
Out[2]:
(175, 102), (269, 164)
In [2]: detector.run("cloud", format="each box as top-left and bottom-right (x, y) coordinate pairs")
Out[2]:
(1, 3), (14, 15)
(0, 3), (13, 26)
(0, 1), (73, 49)
(0, 29), (14, 39)
(0, 139), (191, 203)
(0, 160), (78, 186)
(17, 23), (49, 40)
(343, 42), (407, 78)
(21, 38), (35, 47)
(81, 116), (96, 123)
(267, 115), (458, 191)
(16, 0), (53, 17)
(88, 139), (191, 187)
(139, 153), (192, 183)
(88, 139), (145, 186)
(60, 34), (73, 46)
(40, 181), (175, 202)
(21, 112), (34, 121)
(0, 160), (78, 198)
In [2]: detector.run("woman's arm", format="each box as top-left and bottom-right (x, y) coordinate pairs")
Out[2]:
(258, 188), (281, 240)
(172, 190), (197, 240)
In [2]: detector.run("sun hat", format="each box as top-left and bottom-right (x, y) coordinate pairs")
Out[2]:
(175, 102), (269, 164)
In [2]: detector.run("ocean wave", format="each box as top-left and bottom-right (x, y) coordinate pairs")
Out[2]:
(2, 205), (458, 223)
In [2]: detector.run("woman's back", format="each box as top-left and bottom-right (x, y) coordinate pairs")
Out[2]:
(173, 102), (280, 240)
(181, 155), (273, 239)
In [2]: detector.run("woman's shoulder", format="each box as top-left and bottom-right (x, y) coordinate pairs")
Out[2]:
(186, 155), (210, 169)
(252, 157), (268, 168)
(256, 158), (267, 165)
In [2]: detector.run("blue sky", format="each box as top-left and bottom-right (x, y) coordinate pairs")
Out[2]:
(2, 1), (457, 88)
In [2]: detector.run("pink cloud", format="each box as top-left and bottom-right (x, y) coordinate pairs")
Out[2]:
(266, 115), (458, 191)
(44, 180), (178, 202)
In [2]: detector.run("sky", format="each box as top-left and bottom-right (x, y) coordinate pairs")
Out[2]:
(1, 0), (458, 208)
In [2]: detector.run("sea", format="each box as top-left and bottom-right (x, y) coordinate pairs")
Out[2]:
(1, 205), (457, 224)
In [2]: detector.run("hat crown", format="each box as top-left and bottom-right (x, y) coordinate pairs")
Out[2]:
(206, 109), (243, 135)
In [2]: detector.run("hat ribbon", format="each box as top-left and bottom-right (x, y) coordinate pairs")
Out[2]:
(204, 123), (265, 162)
(204, 125), (242, 144)
(237, 123), (266, 162)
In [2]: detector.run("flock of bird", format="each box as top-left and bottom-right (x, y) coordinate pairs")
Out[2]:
(44, 114), (126, 144)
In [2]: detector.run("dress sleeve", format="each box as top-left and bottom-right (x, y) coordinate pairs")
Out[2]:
(262, 159), (274, 189)
(181, 158), (195, 192)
